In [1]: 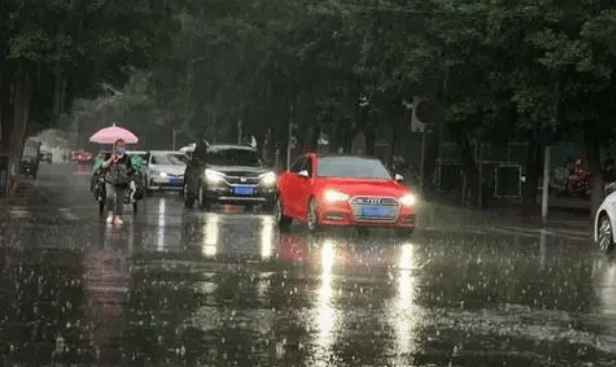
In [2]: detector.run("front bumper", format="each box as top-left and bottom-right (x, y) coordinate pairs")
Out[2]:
(316, 200), (416, 229)
(204, 183), (276, 204)
(149, 175), (184, 190)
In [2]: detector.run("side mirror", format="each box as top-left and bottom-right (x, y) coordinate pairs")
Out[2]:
(395, 173), (404, 182)
(298, 170), (309, 178)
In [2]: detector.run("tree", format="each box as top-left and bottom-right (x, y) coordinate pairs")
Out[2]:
(0, 0), (177, 190)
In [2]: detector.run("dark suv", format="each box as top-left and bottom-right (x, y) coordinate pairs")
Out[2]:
(183, 144), (276, 212)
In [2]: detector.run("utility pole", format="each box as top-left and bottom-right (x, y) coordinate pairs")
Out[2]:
(237, 119), (243, 144)
(542, 146), (550, 221)
(287, 104), (294, 169)
(172, 129), (176, 151)
(419, 130), (426, 191)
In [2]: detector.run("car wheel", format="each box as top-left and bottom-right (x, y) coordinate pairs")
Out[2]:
(274, 197), (292, 229)
(198, 183), (211, 211)
(598, 214), (613, 252)
(264, 199), (276, 214)
(307, 198), (321, 232)
(133, 202), (138, 216)
(396, 228), (415, 237)
(183, 182), (195, 208)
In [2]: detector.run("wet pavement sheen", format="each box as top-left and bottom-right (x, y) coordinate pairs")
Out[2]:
(0, 164), (615, 366)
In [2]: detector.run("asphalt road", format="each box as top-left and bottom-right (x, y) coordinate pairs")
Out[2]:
(0, 163), (614, 366)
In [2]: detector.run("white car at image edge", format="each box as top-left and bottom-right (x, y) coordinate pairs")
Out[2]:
(595, 182), (616, 252)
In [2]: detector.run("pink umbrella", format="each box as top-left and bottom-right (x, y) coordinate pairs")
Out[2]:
(89, 123), (139, 144)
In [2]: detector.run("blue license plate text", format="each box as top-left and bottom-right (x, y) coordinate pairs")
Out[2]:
(361, 206), (389, 217)
(234, 186), (254, 196)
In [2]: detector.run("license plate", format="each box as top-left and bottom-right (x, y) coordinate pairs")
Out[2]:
(361, 206), (390, 217)
(170, 179), (182, 185)
(233, 186), (254, 196)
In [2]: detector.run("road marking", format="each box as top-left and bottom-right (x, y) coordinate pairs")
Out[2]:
(72, 171), (92, 176)
(58, 208), (79, 220)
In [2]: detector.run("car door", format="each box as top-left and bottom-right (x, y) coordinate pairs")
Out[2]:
(282, 155), (307, 217)
(295, 155), (314, 219)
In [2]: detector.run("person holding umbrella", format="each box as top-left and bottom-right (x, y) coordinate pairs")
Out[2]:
(99, 139), (131, 224)
(89, 123), (141, 224)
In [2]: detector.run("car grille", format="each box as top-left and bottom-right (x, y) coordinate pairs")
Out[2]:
(225, 175), (260, 185)
(351, 197), (399, 221)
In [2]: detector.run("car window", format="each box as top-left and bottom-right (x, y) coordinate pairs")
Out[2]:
(207, 149), (262, 167)
(290, 156), (306, 173)
(151, 153), (187, 165)
(316, 157), (392, 179)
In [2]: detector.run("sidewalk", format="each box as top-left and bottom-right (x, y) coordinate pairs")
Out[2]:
(417, 199), (592, 233)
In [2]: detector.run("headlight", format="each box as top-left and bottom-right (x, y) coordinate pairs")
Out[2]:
(205, 169), (225, 184)
(159, 172), (168, 178)
(399, 194), (416, 206)
(259, 171), (277, 186)
(323, 189), (350, 202)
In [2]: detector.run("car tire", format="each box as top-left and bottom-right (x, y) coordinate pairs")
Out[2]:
(198, 183), (211, 211)
(396, 228), (415, 237)
(133, 202), (138, 216)
(264, 199), (276, 214)
(307, 198), (321, 232)
(274, 197), (292, 229)
(183, 182), (195, 208)
(598, 214), (613, 252)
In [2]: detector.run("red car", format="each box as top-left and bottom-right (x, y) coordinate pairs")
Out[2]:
(77, 151), (92, 164)
(274, 153), (417, 235)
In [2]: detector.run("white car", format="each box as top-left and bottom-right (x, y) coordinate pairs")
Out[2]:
(145, 150), (189, 193)
(595, 183), (616, 252)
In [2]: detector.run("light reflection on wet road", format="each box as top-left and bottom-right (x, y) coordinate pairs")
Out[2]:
(0, 164), (615, 366)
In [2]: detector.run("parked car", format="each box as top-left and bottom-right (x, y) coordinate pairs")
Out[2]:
(20, 139), (41, 179)
(39, 150), (52, 164)
(183, 144), (276, 212)
(275, 153), (417, 235)
(145, 150), (189, 193)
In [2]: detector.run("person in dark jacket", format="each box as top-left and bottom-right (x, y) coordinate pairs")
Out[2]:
(100, 139), (132, 224)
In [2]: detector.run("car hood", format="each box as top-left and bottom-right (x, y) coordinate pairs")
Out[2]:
(150, 164), (186, 175)
(207, 165), (269, 177)
(316, 177), (411, 197)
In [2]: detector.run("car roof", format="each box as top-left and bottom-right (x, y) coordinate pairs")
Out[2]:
(148, 150), (187, 155)
(207, 144), (256, 152)
(315, 153), (382, 160)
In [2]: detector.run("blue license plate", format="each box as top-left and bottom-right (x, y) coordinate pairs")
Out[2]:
(234, 186), (254, 196)
(361, 206), (390, 217)
(170, 179), (182, 185)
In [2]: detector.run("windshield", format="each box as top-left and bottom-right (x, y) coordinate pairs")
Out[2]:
(208, 149), (262, 167)
(317, 157), (392, 179)
(151, 153), (188, 165)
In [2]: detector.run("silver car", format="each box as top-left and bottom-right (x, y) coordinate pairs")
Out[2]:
(145, 150), (189, 193)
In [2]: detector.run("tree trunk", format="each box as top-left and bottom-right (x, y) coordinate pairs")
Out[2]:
(585, 131), (603, 224)
(365, 122), (375, 156)
(424, 135), (440, 187)
(520, 133), (542, 216)
(457, 137), (479, 207)
(6, 66), (34, 190)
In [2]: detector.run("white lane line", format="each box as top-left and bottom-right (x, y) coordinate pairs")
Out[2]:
(58, 208), (79, 220)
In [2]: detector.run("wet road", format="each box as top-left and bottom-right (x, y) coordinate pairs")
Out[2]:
(1, 163), (615, 366)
